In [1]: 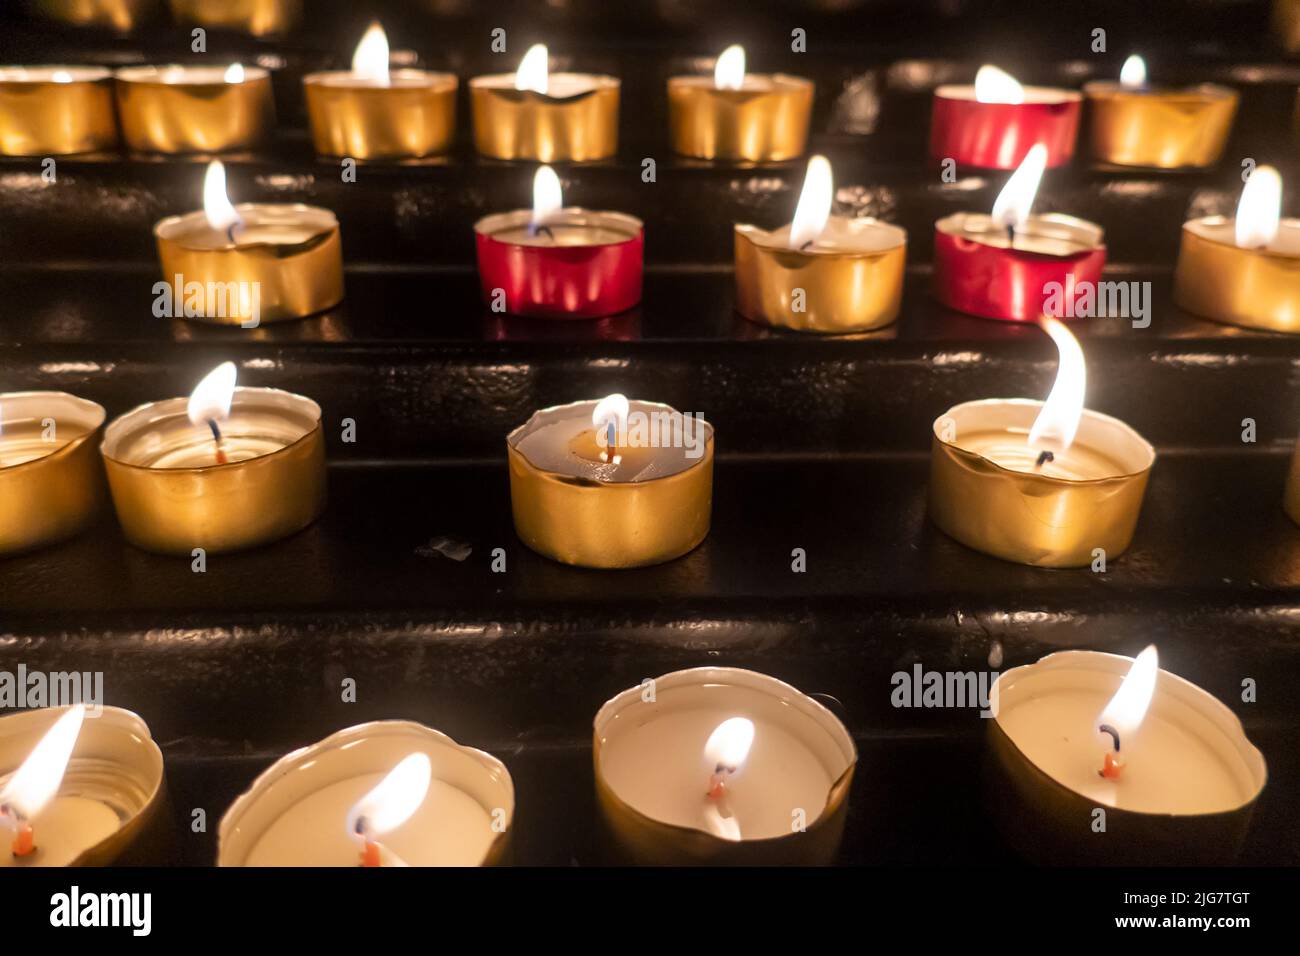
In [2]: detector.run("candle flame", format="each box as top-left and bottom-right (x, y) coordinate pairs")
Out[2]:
(0, 705), (85, 824)
(789, 154), (834, 250)
(345, 753), (432, 842)
(187, 361), (237, 428)
(704, 717), (755, 773)
(1119, 54), (1146, 88)
(515, 43), (549, 94)
(352, 21), (390, 86)
(51, 70), (73, 84)
(1097, 646), (1159, 747)
(202, 160), (242, 238)
(990, 143), (1047, 232)
(974, 64), (1024, 104)
(592, 393), (629, 449)
(531, 165), (563, 231)
(1235, 165), (1282, 250)
(223, 63), (245, 84)
(1027, 316), (1086, 455)
(714, 44), (745, 90)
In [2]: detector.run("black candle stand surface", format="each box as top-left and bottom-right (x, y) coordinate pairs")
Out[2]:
(1, 0), (1298, 867)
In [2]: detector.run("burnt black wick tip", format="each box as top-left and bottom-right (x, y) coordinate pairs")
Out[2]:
(1035, 450), (1054, 468)
(208, 419), (223, 444)
(1099, 723), (1121, 753)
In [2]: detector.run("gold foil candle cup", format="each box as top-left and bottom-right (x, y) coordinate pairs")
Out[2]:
(0, 391), (106, 555)
(667, 46), (812, 162)
(33, 0), (157, 31)
(303, 22), (457, 160)
(1175, 191), (1300, 335)
(1084, 69), (1236, 170)
(735, 153), (906, 333)
(218, 721), (514, 866)
(155, 202), (344, 326)
(100, 386), (326, 555)
(0, 66), (117, 156)
(470, 45), (618, 162)
(594, 667), (857, 865)
(303, 72), (457, 159)
(167, 0), (302, 36)
(734, 219), (906, 333)
(986, 651), (1266, 865)
(0, 706), (166, 867)
(507, 398), (713, 569)
(114, 64), (274, 154)
(930, 398), (1155, 567)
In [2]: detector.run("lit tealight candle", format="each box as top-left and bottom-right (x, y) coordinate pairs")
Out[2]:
(929, 316), (1155, 567)
(154, 160), (344, 325)
(933, 143), (1106, 322)
(0, 390), (106, 555)
(303, 22), (458, 160)
(987, 647), (1267, 865)
(100, 361), (327, 554)
(218, 721), (514, 867)
(0, 706), (165, 867)
(0, 66), (117, 155)
(667, 44), (814, 162)
(735, 154), (907, 332)
(1084, 55), (1237, 169)
(1173, 164), (1300, 332)
(470, 43), (620, 161)
(594, 667), (857, 864)
(507, 395), (713, 568)
(168, 0), (302, 37)
(114, 62), (274, 153)
(474, 165), (644, 319)
(930, 64), (1082, 170)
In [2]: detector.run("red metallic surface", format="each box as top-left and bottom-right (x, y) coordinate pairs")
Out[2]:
(932, 226), (1107, 322)
(475, 228), (644, 319)
(929, 94), (1081, 170)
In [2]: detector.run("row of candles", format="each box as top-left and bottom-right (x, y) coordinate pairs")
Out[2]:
(0, 29), (1244, 167)
(0, 649), (1268, 867)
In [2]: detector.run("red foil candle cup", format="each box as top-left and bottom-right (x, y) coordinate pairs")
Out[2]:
(930, 66), (1081, 170)
(474, 166), (643, 319)
(932, 143), (1105, 322)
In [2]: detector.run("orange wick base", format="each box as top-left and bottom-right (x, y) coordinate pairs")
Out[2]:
(215, 449), (228, 465)
(12, 825), (35, 858)
(1100, 751), (1125, 780)
(359, 842), (381, 867)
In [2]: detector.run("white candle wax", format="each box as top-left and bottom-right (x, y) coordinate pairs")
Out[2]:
(954, 429), (1127, 480)
(244, 773), (493, 867)
(996, 661), (1261, 815)
(934, 83), (1081, 105)
(0, 795), (121, 868)
(0, 66), (111, 84)
(156, 204), (338, 251)
(741, 216), (906, 255)
(1184, 216), (1300, 255)
(600, 705), (832, 840)
(0, 420), (86, 468)
(511, 398), (708, 483)
(115, 65), (269, 86)
(473, 72), (604, 98)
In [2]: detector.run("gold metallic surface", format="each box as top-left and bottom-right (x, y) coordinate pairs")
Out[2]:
(0, 706), (166, 867)
(667, 75), (813, 162)
(469, 75), (619, 161)
(0, 393), (106, 555)
(1274, 0), (1300, 52)
(167, 0), (301, 35)
(1084, 82), (1236, 169)
(101, 395), (326, 555)
(929, 400), (1154, 568)
(33, 0), (156, 30)
(986, 652), (1267, 865)
(303, 73), (457, 159)
(218, 720), (514, 866)
(115, 70), (274, 153)
(1173, 218), (1300, 333)
(1285, 436), (1300, 526)
(0, 74), (117, 155)
(155, 204), (344, 325)
(733, 225), (906, 333)
(507, 405), (713, 569)
(592, 667), (857, 865)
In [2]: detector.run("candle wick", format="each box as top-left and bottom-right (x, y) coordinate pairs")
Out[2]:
(1099, 723), (1121, 752)
(529, 223), (555, 242)
(1098, 723), (1125, 780)
(208, 419), (228, 465)
(1034, 449), (1054, 469)
(799, 239), (814, 252)
(225, 222), (240, 244)
(1006, 225), (1016, 249)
